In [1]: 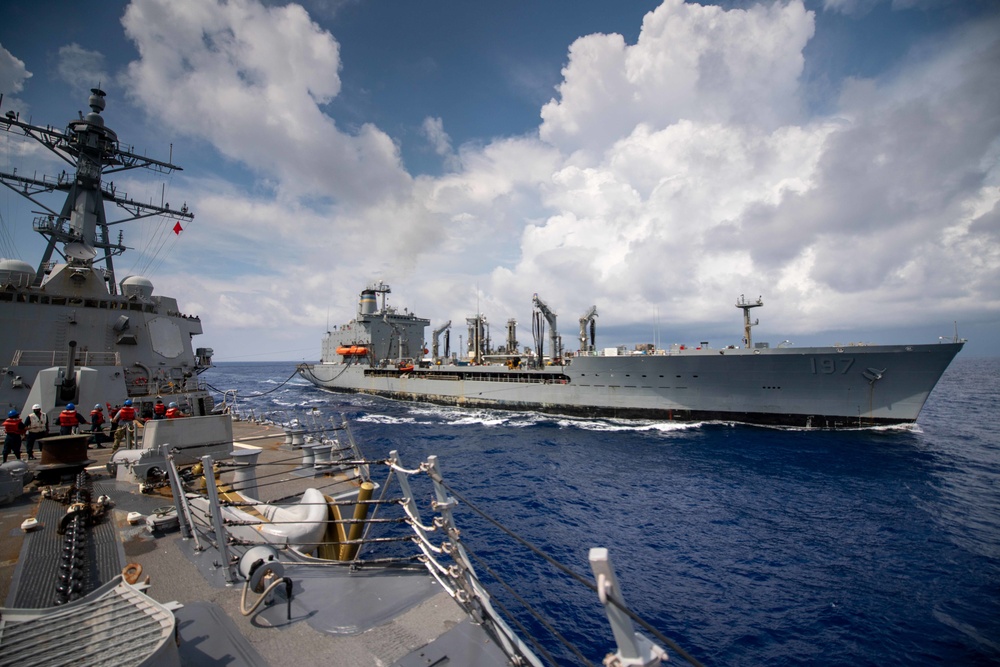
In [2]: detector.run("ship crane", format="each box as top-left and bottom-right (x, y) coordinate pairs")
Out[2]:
(432, 320), (451, 363)
(532, 293), (562, 366)
(736, 294), (763, 349)
(579, 306), (598, 353)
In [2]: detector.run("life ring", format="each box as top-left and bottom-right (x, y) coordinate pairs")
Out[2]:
(133, 377), (148, 386)
(122, 562), (143, 584)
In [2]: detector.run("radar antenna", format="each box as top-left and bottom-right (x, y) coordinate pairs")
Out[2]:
(0, 88), (195, 294)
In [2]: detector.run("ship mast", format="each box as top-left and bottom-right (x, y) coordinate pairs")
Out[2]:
(0, 88), (194, 294)
(736, 294), (763, 349)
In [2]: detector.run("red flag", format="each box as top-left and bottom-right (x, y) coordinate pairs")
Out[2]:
(173, 221), (184, 235)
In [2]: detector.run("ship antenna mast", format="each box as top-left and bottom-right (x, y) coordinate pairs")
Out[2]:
(736, 294), (763, 349)
(0, 88), (194, 293)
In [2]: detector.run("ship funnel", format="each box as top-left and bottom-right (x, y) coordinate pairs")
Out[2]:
(359, 289), (377, 315)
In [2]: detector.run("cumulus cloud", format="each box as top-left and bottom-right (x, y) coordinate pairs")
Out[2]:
(121, 0), (409, 208)
(493, 0), (999, 340)
(421, 116), (463, 172)
(56, 44), (109, 95)
(109, 0), (998, 356)
(0, 44), (31, 112)
(539, 0), (815, 157)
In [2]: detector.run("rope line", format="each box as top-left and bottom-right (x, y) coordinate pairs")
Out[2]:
(463, 544), (592, 667)
(206, 368), (301, 399)
(439, 479), (705, 667)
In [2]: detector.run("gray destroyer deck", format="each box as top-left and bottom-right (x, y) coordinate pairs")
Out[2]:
(0, 419), (508, 666)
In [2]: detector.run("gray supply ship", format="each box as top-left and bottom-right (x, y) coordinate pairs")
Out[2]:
(0, 88), (214, 421)
(298, 283), (964, 428)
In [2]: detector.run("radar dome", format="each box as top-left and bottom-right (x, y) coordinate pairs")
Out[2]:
(0, 259), (36, 287)
(121, 275), (154, 299)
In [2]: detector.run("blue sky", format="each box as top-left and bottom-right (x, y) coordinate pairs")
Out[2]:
(1, 0), (998, 360)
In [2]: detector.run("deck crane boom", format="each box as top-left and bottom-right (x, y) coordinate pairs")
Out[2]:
(532, 294), (562, 366)
(432, 320), (452, 362)
(579, 306), (598, 353)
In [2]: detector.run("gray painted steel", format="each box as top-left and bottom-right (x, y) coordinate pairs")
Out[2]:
(0, 89), (214, 423)
(300, 284), (964, 428)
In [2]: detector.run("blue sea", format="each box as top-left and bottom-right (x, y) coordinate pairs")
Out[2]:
(202, 356), (1000, 666)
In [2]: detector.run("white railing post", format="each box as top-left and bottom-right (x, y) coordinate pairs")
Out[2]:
(589, 547), (668, 667)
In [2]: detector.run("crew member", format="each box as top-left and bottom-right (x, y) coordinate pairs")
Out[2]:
(3, 410), (25, 462)
(153, 398), (167, 419)
(165, 402), (185, 419)
(90, 404), (107, 448)
(108, 404), (120, 443)
(23, 404), (48, 460)
(58, 403), (88, 436)
(112, 399), (143, 452)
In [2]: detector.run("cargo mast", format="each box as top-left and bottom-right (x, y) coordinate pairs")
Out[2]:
(736, 295), (763, 348)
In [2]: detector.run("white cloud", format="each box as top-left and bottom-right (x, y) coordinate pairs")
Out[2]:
(121, 0), (409, 207)
(539, 0), (815, 157)
(112, 0), (999, 357)
(514, 2), (998, 337)
(57, 44), (109, 95)
(0, 44), (31, 117)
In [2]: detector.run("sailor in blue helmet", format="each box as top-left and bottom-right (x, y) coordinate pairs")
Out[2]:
(3, 409), (26, 462)
(58, 402), (89, 436)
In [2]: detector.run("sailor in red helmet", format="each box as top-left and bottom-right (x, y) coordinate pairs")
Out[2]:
(111, 399), (143, 452)
(2, 409), (26, 462)
(58, 403), (89, 436)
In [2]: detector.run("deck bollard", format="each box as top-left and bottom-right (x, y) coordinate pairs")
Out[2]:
(299, 443), (316, 469)
(312, 443), (333, 471)
(230, 448), (261, 499)
(283, 424), (306, 449)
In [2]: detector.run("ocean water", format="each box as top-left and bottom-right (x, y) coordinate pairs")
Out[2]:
(202, 357), (1000, 666)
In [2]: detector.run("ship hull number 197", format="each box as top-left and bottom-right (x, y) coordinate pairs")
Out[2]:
(810, 357), (855, 374)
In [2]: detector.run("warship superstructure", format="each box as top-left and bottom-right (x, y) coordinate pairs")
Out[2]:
(0, 89), (693, 667)
(298, 283), (964, 428)
(0, 88), (214, 420)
